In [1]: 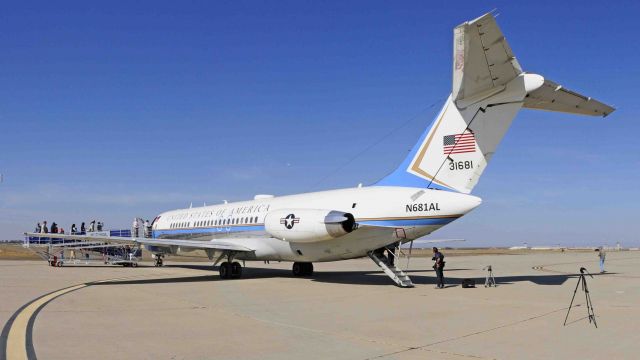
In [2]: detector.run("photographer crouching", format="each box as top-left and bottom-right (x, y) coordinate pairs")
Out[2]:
(432, 247), (446, 289)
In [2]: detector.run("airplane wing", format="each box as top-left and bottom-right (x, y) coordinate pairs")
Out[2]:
(413, 238), (466, 244)
(23, 232), (254, 252)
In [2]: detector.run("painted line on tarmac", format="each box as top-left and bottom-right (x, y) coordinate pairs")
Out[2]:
(1, 284), (87, 360)
(0, 275), (160, 360)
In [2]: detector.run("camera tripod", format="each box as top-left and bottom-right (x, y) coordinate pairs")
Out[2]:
(483, 265), (496, 287)
(564, 267), (597, 328)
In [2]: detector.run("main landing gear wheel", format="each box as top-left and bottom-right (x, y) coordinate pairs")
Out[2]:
(219, 262), (231, 279)
(231, 261), (243, 279)
(220, 261), (243, 279)
(292, 262), (313, 277)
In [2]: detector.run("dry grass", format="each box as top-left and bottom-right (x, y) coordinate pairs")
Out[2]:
(0, 244), (41, 260)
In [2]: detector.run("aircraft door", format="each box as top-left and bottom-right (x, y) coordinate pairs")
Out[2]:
(225, 215), (232, 236)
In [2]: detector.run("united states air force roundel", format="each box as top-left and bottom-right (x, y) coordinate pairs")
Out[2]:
(280, 214), (300, 229)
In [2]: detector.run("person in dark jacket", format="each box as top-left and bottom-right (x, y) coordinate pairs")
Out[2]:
(50, 222), (58, 234)
(71, 224), (77, 234)
(432, 247), (446, 289)
(80, 222), (86, 234)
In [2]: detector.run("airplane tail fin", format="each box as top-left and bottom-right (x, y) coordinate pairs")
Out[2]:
(376, 12), (614, 194)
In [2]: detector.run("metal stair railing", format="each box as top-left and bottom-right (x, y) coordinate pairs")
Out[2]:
(368, 249), (414, 288)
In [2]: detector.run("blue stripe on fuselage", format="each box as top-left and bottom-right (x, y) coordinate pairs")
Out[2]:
(153, 225), (265, 238)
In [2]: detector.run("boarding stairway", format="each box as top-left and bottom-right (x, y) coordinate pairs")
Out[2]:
(368, 248), (414, 288)
(24, 230), (141, 266)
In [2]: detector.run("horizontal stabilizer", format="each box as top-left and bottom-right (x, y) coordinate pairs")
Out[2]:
(523, 79), (614, 117)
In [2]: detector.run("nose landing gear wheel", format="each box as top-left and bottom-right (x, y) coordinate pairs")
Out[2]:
(292, 262), (313, 276)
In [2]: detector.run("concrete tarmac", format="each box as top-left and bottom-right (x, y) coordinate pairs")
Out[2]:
(1, 251), (639, 359)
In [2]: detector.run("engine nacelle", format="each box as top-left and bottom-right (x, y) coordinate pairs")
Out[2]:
(264, 209), (357, 243)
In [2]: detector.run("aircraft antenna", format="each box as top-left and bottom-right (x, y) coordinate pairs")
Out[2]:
(426, 101), (522, 190)
(309, 97), (445, 191)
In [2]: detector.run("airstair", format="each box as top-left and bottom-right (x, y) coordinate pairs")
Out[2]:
(368, 247), (414, 288)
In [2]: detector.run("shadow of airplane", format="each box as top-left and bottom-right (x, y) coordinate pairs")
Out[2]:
(90, 265), (615, 287)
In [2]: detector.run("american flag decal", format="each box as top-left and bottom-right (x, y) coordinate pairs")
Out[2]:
(443, 132), (476, 154)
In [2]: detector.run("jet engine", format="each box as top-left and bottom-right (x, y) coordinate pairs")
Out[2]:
(264, 209), (357, 243)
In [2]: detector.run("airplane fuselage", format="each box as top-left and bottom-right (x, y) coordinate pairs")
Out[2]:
(150, 186), (482, 262)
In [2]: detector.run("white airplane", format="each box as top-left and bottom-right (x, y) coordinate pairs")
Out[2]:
(27, 13), (614, 286)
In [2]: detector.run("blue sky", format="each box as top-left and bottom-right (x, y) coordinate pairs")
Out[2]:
(1, 1), (638, 246)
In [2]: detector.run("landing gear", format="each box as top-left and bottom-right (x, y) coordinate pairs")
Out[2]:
(219, 262), (232, 279)
(231, 261), (242, 279)
(292, 262), (313, 277)
(154, 255), (164, 267)
(219, 261), (243, 279)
